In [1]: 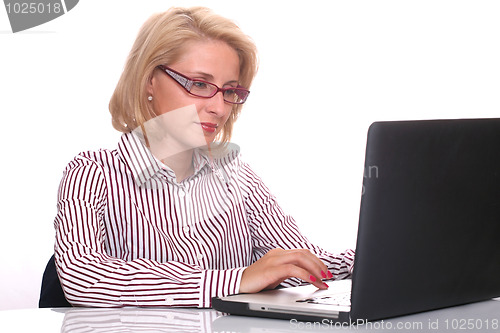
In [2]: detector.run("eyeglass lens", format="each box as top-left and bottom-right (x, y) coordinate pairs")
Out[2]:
(190, 81), (248, 104)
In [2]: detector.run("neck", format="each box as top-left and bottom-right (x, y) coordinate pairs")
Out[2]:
(146, 134), (197, 182)
(162, 149), (194, 182)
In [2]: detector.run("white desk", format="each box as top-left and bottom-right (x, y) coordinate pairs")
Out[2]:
(1, 299), (499, 332)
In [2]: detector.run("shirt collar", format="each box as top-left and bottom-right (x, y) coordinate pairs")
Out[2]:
(118, 132), (216, 187)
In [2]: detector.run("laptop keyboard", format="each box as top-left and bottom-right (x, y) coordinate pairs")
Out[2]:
(295, 292), (351, 307)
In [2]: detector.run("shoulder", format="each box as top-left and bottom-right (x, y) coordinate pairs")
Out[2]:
(59, 148), (123, 189)
(63, 148), (119, 173)
(57, 149), (118, 202)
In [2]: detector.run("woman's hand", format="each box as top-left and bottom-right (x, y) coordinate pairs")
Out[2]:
(239, 248), (333, 293)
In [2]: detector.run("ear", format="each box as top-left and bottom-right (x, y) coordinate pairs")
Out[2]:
(146, 72), (156, 96)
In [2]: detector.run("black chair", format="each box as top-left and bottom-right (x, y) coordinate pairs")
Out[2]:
(39, 254), (71, 308)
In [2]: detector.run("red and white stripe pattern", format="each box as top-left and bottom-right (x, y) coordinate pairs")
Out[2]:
(54, 132), (355, 307)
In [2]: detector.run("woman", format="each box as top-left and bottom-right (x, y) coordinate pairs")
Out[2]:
(54, 6), (354, 307)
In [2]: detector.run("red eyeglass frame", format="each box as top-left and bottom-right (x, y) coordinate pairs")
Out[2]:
(156, 65), (250, 104)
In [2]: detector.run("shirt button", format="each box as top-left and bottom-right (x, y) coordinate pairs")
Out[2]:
(165, 297), (174, 305)
(178, 190), (185, 197)
(197, 253), (204, 260)
(183, 226), (189, 233)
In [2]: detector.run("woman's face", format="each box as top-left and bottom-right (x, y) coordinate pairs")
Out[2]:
(146, 39), (240, 148)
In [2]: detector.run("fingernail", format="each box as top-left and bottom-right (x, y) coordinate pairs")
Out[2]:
(309, 275), (316, 282)
(321, 271), (327, 279)
(323, 282), (329, 289)
(327, 271), (333, 279)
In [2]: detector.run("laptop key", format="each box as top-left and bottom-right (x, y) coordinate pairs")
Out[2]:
(296, 293), (351, 307)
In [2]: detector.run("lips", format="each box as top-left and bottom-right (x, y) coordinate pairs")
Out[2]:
(199, 122), (218, 133)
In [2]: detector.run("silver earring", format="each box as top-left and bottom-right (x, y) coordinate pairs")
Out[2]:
(148, 96), (153, 101)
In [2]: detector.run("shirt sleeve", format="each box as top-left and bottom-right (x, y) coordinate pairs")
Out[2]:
(237, 160), (355, 287)
(54, 154), (245, 308)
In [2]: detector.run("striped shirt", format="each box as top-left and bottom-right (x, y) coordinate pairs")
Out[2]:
(54, 132), (355, 307)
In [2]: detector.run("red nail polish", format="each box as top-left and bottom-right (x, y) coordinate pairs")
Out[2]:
(309, 275), (316, 282)
(321, 271), (327, 279)
(323, 282), (329, 288)
(327, 271), (333, 279)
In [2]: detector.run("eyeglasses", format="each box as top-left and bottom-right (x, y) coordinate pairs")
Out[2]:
(157, 65), (250, 104)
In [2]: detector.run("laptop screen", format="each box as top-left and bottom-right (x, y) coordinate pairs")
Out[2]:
(351, 118), (500, 321)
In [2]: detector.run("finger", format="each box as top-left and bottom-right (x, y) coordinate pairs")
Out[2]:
(286, 249), (328, 270)
(264, 255), (329, 290)
(271, 249), (329, 283)
(240, 249), (329, 293)
(278, 264), (329, 290)
(292, 252), (330, 288)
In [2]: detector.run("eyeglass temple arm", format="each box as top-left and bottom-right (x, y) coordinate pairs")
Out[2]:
(162, 67), (193, 90)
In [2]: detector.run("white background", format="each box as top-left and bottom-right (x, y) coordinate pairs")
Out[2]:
(1, 0), (499, 310)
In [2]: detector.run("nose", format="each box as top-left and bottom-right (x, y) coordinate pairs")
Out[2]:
(205, 90), (228, 117)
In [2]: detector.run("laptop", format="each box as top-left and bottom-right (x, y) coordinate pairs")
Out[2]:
(212, 118), (500, 322)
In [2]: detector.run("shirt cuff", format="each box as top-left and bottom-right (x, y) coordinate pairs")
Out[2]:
(345, 248), (355, 274)
(199, 267), (246, 308)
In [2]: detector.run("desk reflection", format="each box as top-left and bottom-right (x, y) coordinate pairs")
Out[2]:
(58, 299), (500, 333)
(61, 307), (221, 333)
(59, 307), (315, 333)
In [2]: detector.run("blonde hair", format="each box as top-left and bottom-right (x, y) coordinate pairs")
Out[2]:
(109, 7), (258, 143)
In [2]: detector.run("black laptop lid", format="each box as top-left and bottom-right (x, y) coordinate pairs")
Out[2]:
(351, 118), (500, 321)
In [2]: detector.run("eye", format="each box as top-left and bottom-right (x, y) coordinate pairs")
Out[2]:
(192, 81), (209, 90)
(223, 88), (236, 96)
